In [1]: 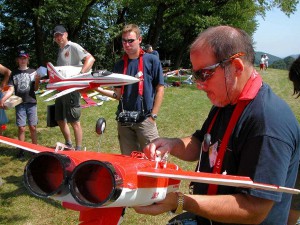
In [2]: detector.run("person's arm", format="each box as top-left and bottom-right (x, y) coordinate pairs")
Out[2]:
(149, 84), (164, 120)
(134, 192), (274, 224)
(81, 54), (95, 73)
(34, 73), (41, 91)
(0, 64), (11, 89)
(0, 86), (14, 108)
(288, 209), (300, 225)
(95, 87), (121, 100)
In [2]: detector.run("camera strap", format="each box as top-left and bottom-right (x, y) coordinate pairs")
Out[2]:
(120, 49), (145, 112)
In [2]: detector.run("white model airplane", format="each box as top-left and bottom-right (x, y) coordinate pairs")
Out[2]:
(41, 62), (139, 104)
(0, 135), (299, 225)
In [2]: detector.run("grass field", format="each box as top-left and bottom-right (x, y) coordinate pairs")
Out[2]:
(0, 68), (299, 225)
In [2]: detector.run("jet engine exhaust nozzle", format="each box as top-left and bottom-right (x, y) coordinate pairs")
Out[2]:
(24, 152), (72, 198)
(69, 160), (123, 207)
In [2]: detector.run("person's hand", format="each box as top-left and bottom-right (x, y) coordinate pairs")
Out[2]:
(0, 99), (6, 109)
(133, 192), (178, 215)
(143, 138), (174, 160)
(96, 87), (104, 92)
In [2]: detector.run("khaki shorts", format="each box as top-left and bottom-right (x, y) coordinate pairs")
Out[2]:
(117, 117), (159, 155)
(55, 92), (81, 123)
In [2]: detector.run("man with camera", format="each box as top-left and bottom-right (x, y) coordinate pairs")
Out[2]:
(96, 24), (164, 155)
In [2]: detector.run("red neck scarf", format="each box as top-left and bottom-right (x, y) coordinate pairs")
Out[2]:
(207, 70), (262, 195)
(121, 49), (144, 96)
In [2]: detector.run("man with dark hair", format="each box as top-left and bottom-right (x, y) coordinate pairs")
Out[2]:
(145, 44), (159, 59)
(53, 25), (95, 150)
(134, 25), (300, 225)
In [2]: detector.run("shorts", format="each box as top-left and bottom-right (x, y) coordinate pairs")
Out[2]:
(15, 103), (38, 127)
(55, 92), (81, 123)
(117, 117), (159, 155)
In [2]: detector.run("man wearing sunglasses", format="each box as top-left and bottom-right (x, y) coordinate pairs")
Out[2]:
(96, 24), (164, 155)
(135, 25), (300, 225)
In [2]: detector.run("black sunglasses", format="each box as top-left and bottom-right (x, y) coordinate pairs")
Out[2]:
(122, 38), (137, 44)
(192, 52), (245, 82)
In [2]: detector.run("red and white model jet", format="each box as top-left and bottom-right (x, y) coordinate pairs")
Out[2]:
(0, 135), (299, 225)
(41, 62), (139, 104)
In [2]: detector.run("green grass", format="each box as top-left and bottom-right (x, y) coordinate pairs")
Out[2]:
(0, 68), (298, 225)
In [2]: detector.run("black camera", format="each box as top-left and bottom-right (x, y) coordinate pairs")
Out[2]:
(117, 111), (141, 126)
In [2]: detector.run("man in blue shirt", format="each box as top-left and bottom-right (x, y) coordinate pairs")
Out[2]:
(96, 24), (164, 155)
(134, 25), (300, 225)
(145, 44), (160, 59)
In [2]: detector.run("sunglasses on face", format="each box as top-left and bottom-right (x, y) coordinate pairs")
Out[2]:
(192, 52), (245, 82)
(122, 38), (137, 44)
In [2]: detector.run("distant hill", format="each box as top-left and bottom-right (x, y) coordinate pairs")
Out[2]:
(290, 54), (300, 59)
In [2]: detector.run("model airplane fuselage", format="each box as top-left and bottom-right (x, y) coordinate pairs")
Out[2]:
(42, 62), (139, 102)
(0, 135), (299, 225)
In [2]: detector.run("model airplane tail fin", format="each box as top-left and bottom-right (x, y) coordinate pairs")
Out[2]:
(47, 62), (65, 83)
(78, 207), (124, 225)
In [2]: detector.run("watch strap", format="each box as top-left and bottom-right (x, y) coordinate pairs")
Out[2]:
(150, 113), (157, 120)
(173, 192), (184, 214)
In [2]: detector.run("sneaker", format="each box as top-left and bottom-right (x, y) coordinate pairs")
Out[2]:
(65, 142), (74, 150)
(75, 146), (81, 151)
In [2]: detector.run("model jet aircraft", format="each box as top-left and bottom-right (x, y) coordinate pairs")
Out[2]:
(0, 135), (299, 225)
(40, 62), (139, 106)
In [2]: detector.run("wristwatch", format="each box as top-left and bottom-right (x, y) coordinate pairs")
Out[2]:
(173, 192), (184, 214)
(150, 113), (158, 120)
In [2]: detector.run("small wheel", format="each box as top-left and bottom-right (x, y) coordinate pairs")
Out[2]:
(95, 117), (106, 135)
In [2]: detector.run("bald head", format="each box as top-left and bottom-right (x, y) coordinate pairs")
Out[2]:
(190, 26), (255, 66)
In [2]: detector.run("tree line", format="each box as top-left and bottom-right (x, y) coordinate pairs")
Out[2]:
(0, 0), (298, 71)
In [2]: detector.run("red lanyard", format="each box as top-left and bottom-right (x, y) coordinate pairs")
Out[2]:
(121, 49), (144, 96)
(206, 70), (262, 195)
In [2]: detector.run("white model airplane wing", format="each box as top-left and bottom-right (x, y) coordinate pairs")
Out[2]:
(45, 87), (85, 102)
(40, 89), (56, 97)
(0, 135), (54, 154)
(138, 168), (300, 195)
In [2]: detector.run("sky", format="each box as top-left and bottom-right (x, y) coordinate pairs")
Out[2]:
(253, 3), (300, 58)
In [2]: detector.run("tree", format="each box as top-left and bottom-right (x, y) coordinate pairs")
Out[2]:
(284, 56), (296, 70)
(0, 0), (298, 70)
(271, 60), (288, 70)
